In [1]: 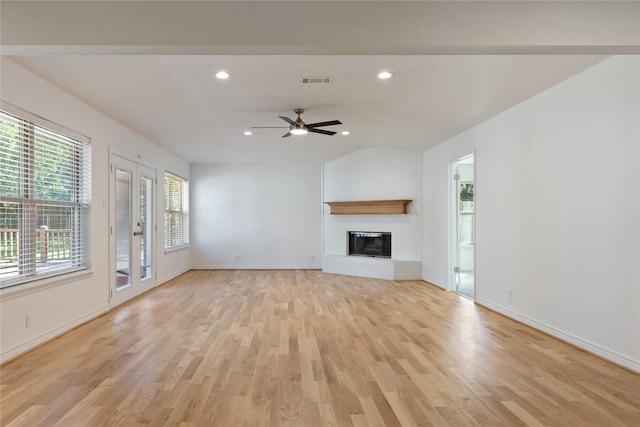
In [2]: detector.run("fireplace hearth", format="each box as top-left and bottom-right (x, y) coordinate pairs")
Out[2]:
(348, 231), (391, 258)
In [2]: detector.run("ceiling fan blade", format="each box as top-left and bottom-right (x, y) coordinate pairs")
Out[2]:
(307, 128), (337, 136)
(306, 120), (342, 128)
(282, 131), (292, 138)
(279, 116), (296, 125)
(251, 126), (289, 129)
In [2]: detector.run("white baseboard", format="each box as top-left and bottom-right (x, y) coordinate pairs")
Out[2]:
(191, 265), (322, 270)
(158, 267), (191, 286)
(1, 305), (110, 364)
(476, 297), (640, 373)
(423, 275), (446, 289)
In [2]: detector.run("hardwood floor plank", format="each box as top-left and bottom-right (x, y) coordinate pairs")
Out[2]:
(2, 270), (639, 426)
(501, 400), (546, 427)
(4, 404), (49, 427)
(357, 395), (390, 427)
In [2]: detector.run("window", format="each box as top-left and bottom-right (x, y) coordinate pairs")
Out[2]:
(164, 172), (188, 249)
(0, 105), (91, 289)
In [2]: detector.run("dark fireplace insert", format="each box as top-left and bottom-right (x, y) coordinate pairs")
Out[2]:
(348, 231), (391, 258)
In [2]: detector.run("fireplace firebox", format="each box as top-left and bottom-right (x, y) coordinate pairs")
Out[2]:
(348, 231), (391, 258)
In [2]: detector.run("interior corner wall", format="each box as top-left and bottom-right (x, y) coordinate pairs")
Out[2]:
(190, 162), (322, 269)
(422, 55), (640, 371)
(323, 147), (422, 260)
(0, 57), (191, 362)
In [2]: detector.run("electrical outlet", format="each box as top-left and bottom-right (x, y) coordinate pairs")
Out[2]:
(310, 255), (316, 262)
(507, 290), (513, 302)
(235, 255), (241, 262)
(26, 313), (32, 328)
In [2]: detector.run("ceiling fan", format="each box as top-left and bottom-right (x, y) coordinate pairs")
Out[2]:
(252, 109), (342, 138)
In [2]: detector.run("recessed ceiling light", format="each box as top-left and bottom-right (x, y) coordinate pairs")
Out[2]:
(378, 71), (393, 79)
(341, 131), (350, 135)
(216, 71), (230, 79)
(244, 131), (252, 136)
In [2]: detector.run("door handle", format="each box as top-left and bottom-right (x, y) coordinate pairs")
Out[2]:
(133, 231), (143, 236)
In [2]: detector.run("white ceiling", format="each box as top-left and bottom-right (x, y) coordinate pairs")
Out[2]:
(3, 1), (634, 164)
(9, 54), (605, 164)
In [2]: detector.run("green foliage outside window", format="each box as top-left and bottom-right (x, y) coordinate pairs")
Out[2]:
(460, 183), (474, 202)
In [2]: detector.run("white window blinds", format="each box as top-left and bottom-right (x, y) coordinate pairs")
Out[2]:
(0, 105), (91, 288)
(164, 172), (188, 249)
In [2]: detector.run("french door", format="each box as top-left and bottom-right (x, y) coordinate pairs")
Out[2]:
(110, 154), (156, 306)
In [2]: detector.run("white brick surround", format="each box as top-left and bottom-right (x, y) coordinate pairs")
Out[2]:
(323, 147), (422, 278)
(322, 255), (422, 280)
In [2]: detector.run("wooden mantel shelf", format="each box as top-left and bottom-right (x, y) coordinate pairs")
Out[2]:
(324, 199), (412, 215)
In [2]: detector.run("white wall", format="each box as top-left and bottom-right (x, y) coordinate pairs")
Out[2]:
(190, 163), (322, 269)
(0, 58), (191, 362)
(422, 56), (640, 371)
(323, 147), (422, 260)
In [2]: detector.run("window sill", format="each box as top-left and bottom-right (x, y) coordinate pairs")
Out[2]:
(0, 269), (93, 301)
(164, 244), (190, 254)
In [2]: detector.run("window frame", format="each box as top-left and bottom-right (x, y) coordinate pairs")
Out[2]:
(163, 171), (189, 251)
(0, 102), (92, 290)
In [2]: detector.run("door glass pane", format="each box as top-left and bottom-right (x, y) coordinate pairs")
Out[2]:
(455, 155), (474, 299)
(115, 169), (131, 290)
(140, 175), (153, 280)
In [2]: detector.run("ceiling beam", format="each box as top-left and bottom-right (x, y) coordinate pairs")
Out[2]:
(1, 1), (639, 55)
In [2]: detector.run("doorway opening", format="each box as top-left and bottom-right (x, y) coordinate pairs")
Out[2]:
(452, 154), (475, 299)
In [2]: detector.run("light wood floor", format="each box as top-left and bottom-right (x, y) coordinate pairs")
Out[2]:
(1, 270), (639, 426)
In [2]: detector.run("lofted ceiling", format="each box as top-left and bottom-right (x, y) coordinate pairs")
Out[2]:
(9, 54), (606, 164)
(2, 1), (636, 164)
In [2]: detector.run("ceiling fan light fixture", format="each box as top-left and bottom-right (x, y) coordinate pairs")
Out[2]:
(290, 114), (308, 135)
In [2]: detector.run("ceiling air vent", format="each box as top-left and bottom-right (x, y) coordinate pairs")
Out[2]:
(301, 76), (333, 84)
